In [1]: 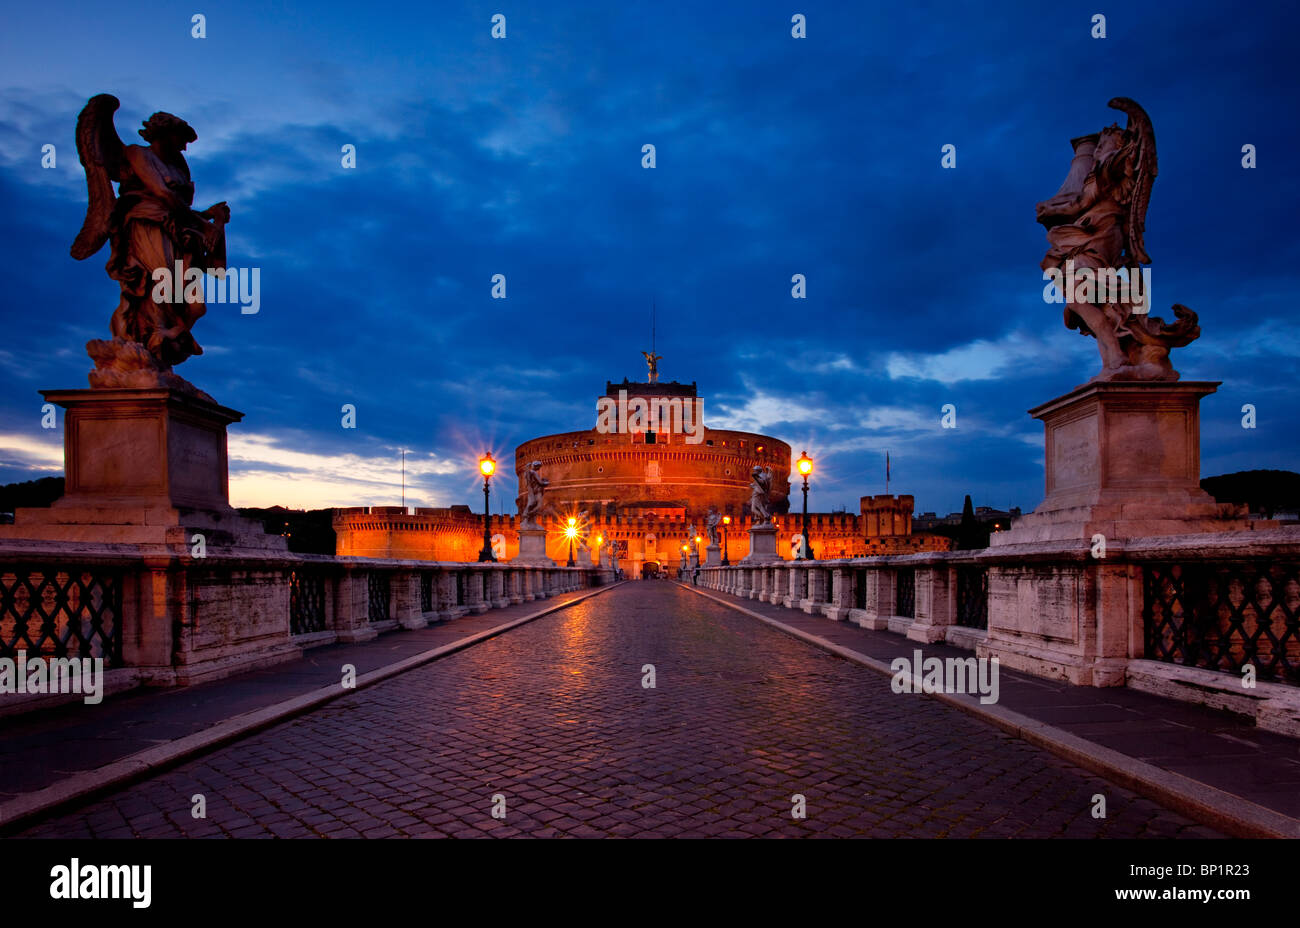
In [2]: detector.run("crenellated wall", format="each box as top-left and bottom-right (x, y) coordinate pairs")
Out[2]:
(332, 495), (950, 576)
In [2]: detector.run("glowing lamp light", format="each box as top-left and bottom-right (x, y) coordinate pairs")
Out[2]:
(479, 452), (496, 477)
(796, 450), (814, 477)
(722, 515), (731, 525)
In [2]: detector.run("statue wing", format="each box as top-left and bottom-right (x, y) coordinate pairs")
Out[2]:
(70, 94), (128, 260)
(1108, 96), (1157, 265)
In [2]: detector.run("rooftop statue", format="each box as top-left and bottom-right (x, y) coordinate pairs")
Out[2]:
(641, 350), (663, 383)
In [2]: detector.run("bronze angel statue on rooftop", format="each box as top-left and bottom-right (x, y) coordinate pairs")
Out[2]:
(71, 94), (229, 391)
(1036, 97), (1199, 382)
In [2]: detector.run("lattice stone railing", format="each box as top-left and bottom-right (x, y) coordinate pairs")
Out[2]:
(1145, 561), (1300, 685)
(0, 544), (600, 687)
(0, 565), (124, 667)
(694, 533), (1300, 694)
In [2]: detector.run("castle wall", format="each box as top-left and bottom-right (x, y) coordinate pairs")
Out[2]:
(333, 495), (950, 576)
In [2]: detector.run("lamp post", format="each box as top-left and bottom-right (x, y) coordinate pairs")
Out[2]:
(565, 516), (577, 568)
(595, 533), (603, 567)
(796, 450), (814, 561)
(477, 452), (496, 562)
(721, 515), (731, 565)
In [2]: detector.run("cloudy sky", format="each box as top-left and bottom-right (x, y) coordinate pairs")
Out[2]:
(0, 0), (1295, 517)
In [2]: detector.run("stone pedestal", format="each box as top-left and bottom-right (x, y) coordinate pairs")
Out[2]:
(992, 381), (1249, 546)
(513, 527), (555, 566)
(741, 523), (781, 564)
(1, 387), (285, 555)
(704, 543), (721, 566)
(688, 549), (700, 569)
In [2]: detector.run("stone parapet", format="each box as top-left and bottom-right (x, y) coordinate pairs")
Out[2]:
(696, 523), (1300, 732)
(0, 539), (602, 702)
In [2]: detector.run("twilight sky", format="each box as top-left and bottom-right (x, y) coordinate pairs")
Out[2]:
(0, 0), (1296, 516)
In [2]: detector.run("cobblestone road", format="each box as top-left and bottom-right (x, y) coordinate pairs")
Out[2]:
(22, 583), (1220, 837)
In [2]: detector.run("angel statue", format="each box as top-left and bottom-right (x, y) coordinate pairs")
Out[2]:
(70, 94), (229, 392)
(1036, 97), (1199, 382)
(704, 507), (722, 546)
(641, 350), (663, 383)
(749, 466), (773, 525)
(518, 461), (549, 528)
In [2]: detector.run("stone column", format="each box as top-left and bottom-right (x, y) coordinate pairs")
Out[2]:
(770, 565), (788, 605)
(823, 566), (854, 620)
(801, 566), (826, 614)
(122, 556), (177, 673)
(853, 568), (894, 630)
(783, 564), (803, 609)
(432, 569), (455, 621)
(394, 569), (425, 630)
(333, 566), (378, 643)
(907, 564), (953, 643)
(463, 567), (488, 615)
(489, 567), (509, 609)
(507, 568), (524, 605)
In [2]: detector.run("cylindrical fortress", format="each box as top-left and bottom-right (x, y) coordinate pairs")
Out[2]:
(514, 380), (792, 519)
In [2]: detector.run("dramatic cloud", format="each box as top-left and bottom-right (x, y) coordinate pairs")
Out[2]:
(0, 0), (1295, 518)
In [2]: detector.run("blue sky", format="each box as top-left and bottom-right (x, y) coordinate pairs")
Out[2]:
(1, 0), (1296, 515)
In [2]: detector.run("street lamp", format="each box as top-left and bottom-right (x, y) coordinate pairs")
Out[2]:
(796, 450), (814, 561)
(721, 515), (731, 565)
(477, 452), (496, 562)
(565, 516), (578, 568)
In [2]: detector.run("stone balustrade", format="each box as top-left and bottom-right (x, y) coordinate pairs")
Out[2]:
(0, 540), (601, 695)
(696, 527), (1300, 736)
(698, 553), (990, 646)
